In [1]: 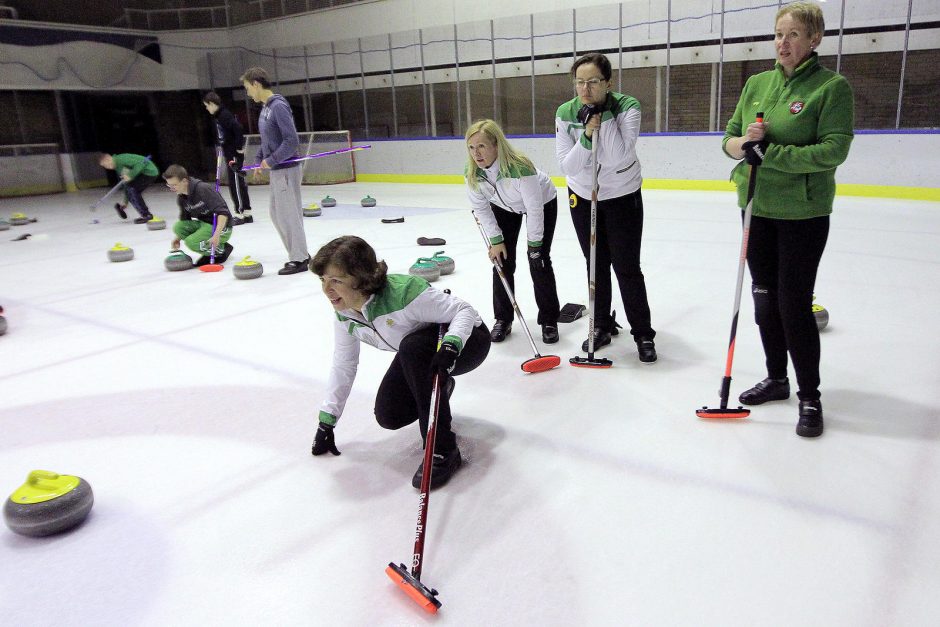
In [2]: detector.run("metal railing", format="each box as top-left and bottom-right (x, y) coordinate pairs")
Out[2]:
(122, 0), (369, 31)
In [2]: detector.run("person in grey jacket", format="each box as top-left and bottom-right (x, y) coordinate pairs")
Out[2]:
(311, 236), (491, 490)
(241, 66), (310, 275)
(163, 164), (234, 266)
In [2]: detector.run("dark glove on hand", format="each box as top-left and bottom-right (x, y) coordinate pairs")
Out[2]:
(311, 423), (341, 456)
(577, 103), (602, 125)
(742, 139), (768, 166)
(431, 342), (459, 373)
(527, 245), (545, 269)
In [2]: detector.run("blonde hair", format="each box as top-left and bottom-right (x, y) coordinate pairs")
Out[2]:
(776, 1), (825, 39)
(464, 119), (536, 192)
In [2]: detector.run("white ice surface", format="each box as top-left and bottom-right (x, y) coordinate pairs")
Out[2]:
(1, 183), (939, 626)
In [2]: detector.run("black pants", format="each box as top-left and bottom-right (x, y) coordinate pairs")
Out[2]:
(374, 323), (491, 452)
(569, 188), (654, 339)
(491, 199), (561, 326)
(746, 214), (829, 401)
(125, 173), (157, 218)
(225, 154), (251, 213)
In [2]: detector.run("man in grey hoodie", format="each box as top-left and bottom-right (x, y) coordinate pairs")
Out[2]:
(241, 66), (310, 275)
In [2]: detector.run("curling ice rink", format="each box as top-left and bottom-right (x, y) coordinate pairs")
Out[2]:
(2, 182), (939, 625)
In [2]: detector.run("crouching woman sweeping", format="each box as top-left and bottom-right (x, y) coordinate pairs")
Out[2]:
(311, 236), (491, 489)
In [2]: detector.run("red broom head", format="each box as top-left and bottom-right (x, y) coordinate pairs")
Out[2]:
(696, 407), (750, 419)
(385, 563), (441, 614)
(521, 355), (561, 373)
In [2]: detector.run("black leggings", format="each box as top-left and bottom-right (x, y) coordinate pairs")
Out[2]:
(746, 214), (829, 401)
(569, 188), (654, 339)
(491, 198), (560, 326)
(374, 323), (491, 452)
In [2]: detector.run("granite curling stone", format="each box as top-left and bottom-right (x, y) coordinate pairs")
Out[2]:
(233, 256), (263, 280)
(303, 203), (322, 217)
(165, 250), (193, 271)
(360, 195), (377, 207)
(409, 258), (441, 282)
(146, 217), (167, 231)
(813, 303), (829, 331)
(10, 213), (30, 226)
(0, 220), (10, 231)
(320, 195), (337, 207)
(4, 470), (94, 537)
(430, 250), (455, 275)
(108, 243), (134, 262)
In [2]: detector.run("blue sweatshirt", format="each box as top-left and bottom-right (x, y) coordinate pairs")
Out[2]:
(256, 94), (300, 170)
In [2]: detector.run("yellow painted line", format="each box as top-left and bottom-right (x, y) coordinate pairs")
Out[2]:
(357, 174), (938, 202)
(0, 184), (67, 197)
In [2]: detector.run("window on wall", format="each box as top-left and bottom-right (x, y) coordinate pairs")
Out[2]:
(466, 77), (496, 126)
(366, 87), (395, 138)
(309, 93), (340, 132)
(431, 82), (459, 138)
(394, 85), (428, 137)
(534, 73), (571, 134)
(620, 68), (657, 134)
(338, 90), (366, 139)
(497, 77), (533, 135)
(838, 52), (903, 130)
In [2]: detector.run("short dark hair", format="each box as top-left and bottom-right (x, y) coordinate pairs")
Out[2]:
(239, 67), (271, 89)
(202, 91), (222, 106)
(571, 53), (612, 81)
(162, 164), (188, 180)
(311, 236), (388, 294)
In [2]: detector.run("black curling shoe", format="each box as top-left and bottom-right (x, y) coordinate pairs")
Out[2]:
(490, 320), (511, 342)
(114, 203), (128, 219)
(796, 400), (824, 438)
(412, 447), (462, 490)
(581, 327), (613, 352)
(541, 324), (559, 344)
(739, 377), (790, 405)
(636, 336), (657, 363)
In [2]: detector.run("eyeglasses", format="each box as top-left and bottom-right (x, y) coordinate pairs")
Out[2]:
(575, 78), (606, 89)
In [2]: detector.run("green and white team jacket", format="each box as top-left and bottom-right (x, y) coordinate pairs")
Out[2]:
(466, 160), (557, 247)
(555, 91), (643, 201)
(319, 274), (483, 425)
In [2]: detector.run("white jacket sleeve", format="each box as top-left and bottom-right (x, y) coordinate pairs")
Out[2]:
(519, 174), (545, 246)
(319, 318), (361, 425)
(411, 288), (480, 353)
(606, 107), (641, 165)
(469, 180), (503, 245)
(556, 116), (592, 177)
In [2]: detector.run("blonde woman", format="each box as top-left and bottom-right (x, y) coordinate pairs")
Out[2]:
(465, 119), (560, 344)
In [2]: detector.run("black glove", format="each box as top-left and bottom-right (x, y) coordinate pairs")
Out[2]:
(742, 139), (768, 166)
(431, 342), (459, 373)
(311, 423), (341, 456)
(577, 103), (602, 125)
(527, 245), (545, 270)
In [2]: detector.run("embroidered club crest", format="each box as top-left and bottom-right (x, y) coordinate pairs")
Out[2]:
(569, 193), (577, 208)
(790, 101), (805, 114)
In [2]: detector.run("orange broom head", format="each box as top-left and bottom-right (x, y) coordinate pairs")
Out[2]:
(199, 264), (224, 273)
(696, 407), (750, 419)
(385, 563), (441, 614)
(521, 355), (561, 373)
(569, 356), (613, 369)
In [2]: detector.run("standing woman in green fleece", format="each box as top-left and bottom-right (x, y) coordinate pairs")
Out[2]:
(723, 1), (853, 438)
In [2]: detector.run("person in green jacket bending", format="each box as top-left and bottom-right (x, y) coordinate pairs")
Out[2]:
(723, 1), (854, 438)
(97, 152), (159, 224)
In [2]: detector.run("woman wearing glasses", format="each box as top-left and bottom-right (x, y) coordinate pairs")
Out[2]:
(555, 52), (657, 363)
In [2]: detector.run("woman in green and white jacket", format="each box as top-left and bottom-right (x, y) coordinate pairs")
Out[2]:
(309, 236), (491, 490)
(555, 53), (657, 363)
(466, 119), (561, 345)
(723, 1), (854, 438)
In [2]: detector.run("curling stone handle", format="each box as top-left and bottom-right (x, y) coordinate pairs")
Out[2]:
(28, 470), (61, 484)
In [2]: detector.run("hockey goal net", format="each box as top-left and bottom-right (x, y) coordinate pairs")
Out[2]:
(241, 130), (355, 185)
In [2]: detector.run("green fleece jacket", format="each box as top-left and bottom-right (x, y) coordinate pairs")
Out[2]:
(113, 153), (158, 180)
(723, 54), (854, 219)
